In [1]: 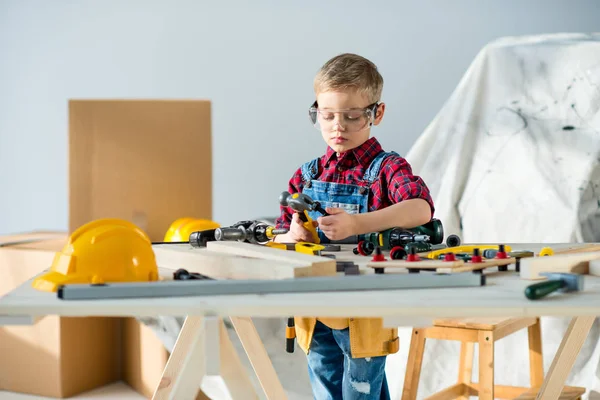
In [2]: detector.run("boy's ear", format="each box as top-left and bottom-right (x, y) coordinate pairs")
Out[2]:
(373, 102), (385, 126)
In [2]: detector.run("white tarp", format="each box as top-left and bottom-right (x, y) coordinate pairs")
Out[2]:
(385, 32), (600, 399)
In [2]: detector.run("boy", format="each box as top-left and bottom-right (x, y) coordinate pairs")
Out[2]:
(274, 53), (435, 400)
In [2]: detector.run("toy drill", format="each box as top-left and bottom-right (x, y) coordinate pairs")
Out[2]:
(364, 219), (444, 249)
(188, 220), (288, 247)
(354, 219), (461, 257)
(279, 191), (328, 243)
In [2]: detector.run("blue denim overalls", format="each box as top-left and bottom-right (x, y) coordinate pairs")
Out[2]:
(300, 150), (399, 244)
(299, 149), (398, 400)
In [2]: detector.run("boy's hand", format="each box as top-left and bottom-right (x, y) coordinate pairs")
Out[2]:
(288, 212), (319, 242)
(317, 207), (358, 241)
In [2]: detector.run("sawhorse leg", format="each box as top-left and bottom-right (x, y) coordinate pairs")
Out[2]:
(152, 315), (286, 400)
(152, 316), (210, 400)
(230, 317), (288, 400)
(535, 316), (595, 400)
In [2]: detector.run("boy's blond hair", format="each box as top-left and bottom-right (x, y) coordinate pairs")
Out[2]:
(313, 53), (383, 104)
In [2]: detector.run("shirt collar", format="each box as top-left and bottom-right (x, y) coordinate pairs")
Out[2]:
(324, 137), (383, 168)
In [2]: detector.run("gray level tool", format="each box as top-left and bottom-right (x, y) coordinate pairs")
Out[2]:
(57, 273), (485, 300)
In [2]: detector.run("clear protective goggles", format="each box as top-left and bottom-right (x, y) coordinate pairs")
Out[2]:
(308, 101), (379, 133)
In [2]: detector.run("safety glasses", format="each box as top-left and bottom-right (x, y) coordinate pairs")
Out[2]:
(308, 101), (379, 133)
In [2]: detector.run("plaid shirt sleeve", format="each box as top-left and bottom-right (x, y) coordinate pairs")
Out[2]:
(381, 156), (435, 217)
(274, 167), (304, 229)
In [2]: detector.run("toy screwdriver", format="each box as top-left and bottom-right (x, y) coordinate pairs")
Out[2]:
(279, 191), (328, 244)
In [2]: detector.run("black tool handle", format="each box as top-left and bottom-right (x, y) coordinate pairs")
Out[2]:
(189, 229), (217, 247)
(286, 317), (296, 353)
(298, 211), (309, 223)
(524, 280), (565, 300)
(314, 202), (330, 216)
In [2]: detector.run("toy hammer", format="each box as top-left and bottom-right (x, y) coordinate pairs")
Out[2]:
(279, 191), (328, 243)
(524, 272), (584, 300)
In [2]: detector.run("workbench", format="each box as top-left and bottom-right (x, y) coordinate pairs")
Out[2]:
(0, 243), (598, 400)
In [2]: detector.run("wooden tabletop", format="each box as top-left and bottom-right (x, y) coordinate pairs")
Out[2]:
(1, 243), (599, 326)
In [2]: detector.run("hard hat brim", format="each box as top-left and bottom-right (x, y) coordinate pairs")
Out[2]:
(32, 271), (72, 293)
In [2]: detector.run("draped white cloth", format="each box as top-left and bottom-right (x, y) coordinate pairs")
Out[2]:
(385, 32), (600, 399)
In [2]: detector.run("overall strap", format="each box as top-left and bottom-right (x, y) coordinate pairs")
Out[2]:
(362, 151), (400, 184)
(300, 157), (321, 184)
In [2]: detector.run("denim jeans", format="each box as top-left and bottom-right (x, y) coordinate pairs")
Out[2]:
(307, 321), (390, 400)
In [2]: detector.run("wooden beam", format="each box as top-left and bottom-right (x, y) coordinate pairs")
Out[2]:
(218, 320), (260, 399)
(205, 241), (336, 277)
(152, 316), (206, 400)
(534, 316), (595, 400)
(230, 317), (288, 400)
(402, 329), (426, 400)
(153, 244), (318, 280)
(554, 244), (600, 255)
(520, 252), (600, 280)
(424, 383), (467, 400)
(367, 259), (465, 270)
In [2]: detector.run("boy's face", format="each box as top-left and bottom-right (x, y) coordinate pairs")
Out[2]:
(314, 90), (385, 154)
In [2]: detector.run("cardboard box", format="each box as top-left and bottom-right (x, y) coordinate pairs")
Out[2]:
(122, 318), (170, 399)
(68, 99), (213, 241)
(0, 235), (122, 398)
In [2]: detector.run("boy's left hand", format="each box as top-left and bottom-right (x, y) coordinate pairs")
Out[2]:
(317, 207), (358, 241)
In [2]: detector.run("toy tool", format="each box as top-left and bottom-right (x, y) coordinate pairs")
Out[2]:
(187, 220), (288, 247)
(425, 244), (513, 260)
(363, 219), (450, 251)
(524, 272), (583, 300)
(279, 191), (328, 243)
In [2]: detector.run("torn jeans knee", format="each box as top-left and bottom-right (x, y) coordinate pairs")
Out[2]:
(306, 321), (390, 400)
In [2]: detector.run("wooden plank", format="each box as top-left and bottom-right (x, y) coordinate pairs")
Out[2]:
(424, 383), (466, 400)
(153, 244), (315, 280)
(554, 244), (600, 255)
(458, 342), (474, 385)
(438, 258), (516, 273)
(230, 317), (288, 400)
(589, 259), (600, 276)
(520, 252), (600, 280)
(423, 326), (479, 342)
(535, 316), (595, 400)
(434, 317), (529, 331)
(205, 241), (336, 277)
(528, 318), (544, 387)
(367, 259), (464, 270)
(494, 317), (538, 341)
(367, 257), (516, 274)
(0, 231), (66, 247)
(494, 385), (530, 398)
(401, 329), (426, 400)
(515, 386), (586, 399)
(152, 316), (205, 400)
(478, 330), (494, 400)
(218, 320), (260, 399)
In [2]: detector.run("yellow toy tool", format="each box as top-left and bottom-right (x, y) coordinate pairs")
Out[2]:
(32, 218), (159, 292)
(279, 191), (329, 244)
(425, 244), (513, 259)
(266, 241), (326, 255)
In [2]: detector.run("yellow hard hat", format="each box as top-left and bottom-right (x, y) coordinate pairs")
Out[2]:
(32, 218), (159, 293)
(163, 217), (220, 242)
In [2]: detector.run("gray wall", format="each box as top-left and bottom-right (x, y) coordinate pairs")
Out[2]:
(1, 0), (598, 234)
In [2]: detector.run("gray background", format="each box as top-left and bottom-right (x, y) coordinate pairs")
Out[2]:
(1, 0), (599, 234)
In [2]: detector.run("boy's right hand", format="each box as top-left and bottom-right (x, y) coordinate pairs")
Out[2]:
(288, 212), (319, 243)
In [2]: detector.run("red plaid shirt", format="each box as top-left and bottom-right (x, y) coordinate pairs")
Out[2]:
(275, 137), (435, 229)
